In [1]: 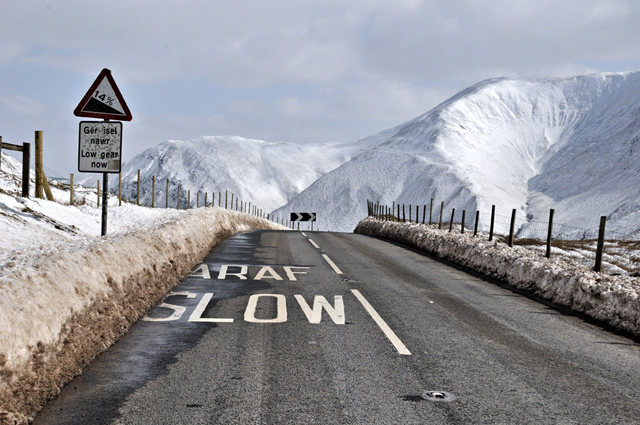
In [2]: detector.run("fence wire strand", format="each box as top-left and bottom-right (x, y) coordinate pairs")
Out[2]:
(369, 201), (640, 277)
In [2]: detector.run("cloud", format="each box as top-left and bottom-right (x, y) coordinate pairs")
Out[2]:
(2, 0), (640, 176)
(0, 95), (47, 116)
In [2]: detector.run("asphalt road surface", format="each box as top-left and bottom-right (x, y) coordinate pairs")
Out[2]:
(35, 230), (640, 424)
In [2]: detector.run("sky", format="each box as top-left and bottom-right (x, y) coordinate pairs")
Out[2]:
(2, 0), (640, 178)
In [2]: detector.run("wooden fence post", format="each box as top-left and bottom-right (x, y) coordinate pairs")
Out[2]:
(449, 208), (455, 232)
(474, 211), (479, 236)
(166, 179), (169, 208)
(187, 190), (191, 209)
(205, 192), (208, 207)
(69, 173), (74, 205)
(119, 172), (122, 206)
(397, 204), (400, 222)
(152, 175), (156, 208)
(177, 186), (180, 209)
(546, 209), (555, 258)
(219, 192), (221, 207)
(225, 191), (228, 209)
(35, 131), (44, 199)
(409, 204), (412, 222)
(439, 201), (444, 229)
(136, 169), (140, 206)
(508, 209), (516, 247)
(422, 205), (426, 224)
(42, 170), (54, 201)
(197, 192), (200, 208)
(416, 205), (419, 224)
(22, 142), (30, 198)
(402, 204), (406, 222)
(594, 216), (607, 272)
(461, 210), (466, 234)
(429, 199), (433, 225)
(97, 180), (100, 207)
(489, 205), (495, 241)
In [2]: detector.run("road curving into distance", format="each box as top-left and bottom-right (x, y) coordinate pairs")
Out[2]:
(34, 230), (640, 424)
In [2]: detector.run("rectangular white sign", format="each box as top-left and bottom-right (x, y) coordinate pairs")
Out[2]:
(78, 121), (122, 173)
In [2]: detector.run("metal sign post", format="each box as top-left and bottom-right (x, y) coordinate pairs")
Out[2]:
(75, 68), (132, 236)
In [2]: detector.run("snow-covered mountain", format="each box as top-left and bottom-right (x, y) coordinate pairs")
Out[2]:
(275, 71), (640, 233)
(100, 133), (393, 213)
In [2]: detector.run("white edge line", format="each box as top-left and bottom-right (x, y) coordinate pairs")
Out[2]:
(322, 254), (343, 275)
(309, 239), (321, 249)
(351, 289), (411, 355)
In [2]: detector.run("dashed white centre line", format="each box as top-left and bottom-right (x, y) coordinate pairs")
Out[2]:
(308, 239), (321, 249)
(351, 289), (411, 356)
(301, 232), (308, 237)
(322, 254), (343, 275)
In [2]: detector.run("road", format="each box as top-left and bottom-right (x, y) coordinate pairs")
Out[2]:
(35, 230), (640, 424)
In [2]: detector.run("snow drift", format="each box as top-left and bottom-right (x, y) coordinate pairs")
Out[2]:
(356, 218), (640, 337)
(277, 72), (640, 234)
(0, 208), (282, 424)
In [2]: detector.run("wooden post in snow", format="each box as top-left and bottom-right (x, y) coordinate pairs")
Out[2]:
(508, 209), (517, 247)
(546, 209), (555, 258)
(594, 216), (607, 272)
(35, 131), (44, 199)
(489, 205), (495, 241)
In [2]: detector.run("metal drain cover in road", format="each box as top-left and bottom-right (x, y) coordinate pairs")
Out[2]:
(422, 390), (456, 402)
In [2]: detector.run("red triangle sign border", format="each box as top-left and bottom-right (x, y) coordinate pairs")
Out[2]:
(74, 68), (133, 121)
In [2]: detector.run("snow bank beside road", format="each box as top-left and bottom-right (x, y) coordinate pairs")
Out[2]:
(0, 208), (282, 424)
(355, 218), (640, 337)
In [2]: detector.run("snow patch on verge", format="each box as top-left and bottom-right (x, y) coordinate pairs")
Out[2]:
(355, 218), (640, 336)
(0, 208), (283, 424)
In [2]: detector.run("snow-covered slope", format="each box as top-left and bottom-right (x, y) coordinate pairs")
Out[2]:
(275, 72), (640, 233)
(95, 134), (388, 213)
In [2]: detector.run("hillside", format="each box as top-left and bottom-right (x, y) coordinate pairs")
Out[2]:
(275, 72), (640, 233)
(95, 132), (397, 214)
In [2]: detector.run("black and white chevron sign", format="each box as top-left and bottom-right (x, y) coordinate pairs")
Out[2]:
(291, 212), (316, 222)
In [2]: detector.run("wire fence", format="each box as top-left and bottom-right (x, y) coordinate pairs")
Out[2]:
(367, 199), (640, 277)
(0, 156), (301, 230)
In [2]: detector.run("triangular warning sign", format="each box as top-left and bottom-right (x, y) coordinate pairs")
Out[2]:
(74, 68), (132, 121)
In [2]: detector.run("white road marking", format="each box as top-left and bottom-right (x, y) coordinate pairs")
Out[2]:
(244, 294), (288, 323)
(218, 265), (248, 280)
(322, 254), (343, 275)
(295, 295), (345, 324)
(301, 232), (308, 237)
(309, 239), (321, 249)
(190, 264), (211, 279)
(254, 266), (283, 281)
(189, 293), (234, 323)
(142, 291), (197, 322)
(283, 266), (309, 281)
(351, 289), (411, 355)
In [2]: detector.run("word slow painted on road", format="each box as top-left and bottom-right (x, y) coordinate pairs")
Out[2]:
(143, 291), (345, 324)
(142, 263), (411, 355)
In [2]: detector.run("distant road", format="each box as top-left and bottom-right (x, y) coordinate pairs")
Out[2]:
(35, 230), (640, 424)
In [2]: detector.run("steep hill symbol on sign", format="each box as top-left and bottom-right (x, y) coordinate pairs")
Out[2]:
(74, 68), (132, 121)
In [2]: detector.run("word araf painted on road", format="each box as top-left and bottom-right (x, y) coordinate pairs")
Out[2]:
(144, 263), (411, 355)
(143, 263), (344, 324)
